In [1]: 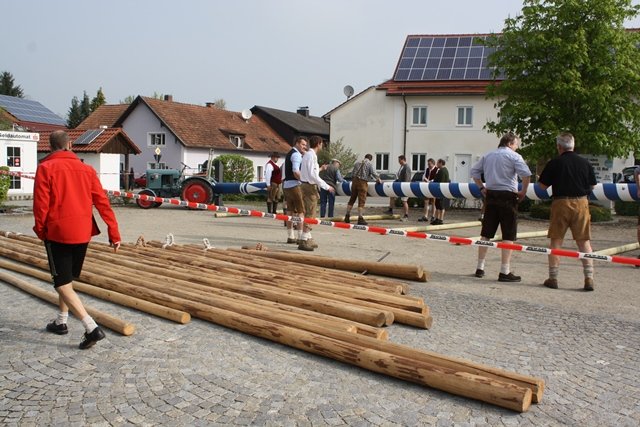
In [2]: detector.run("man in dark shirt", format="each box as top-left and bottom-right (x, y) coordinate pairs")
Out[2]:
(538, 132), (597, 291)
(431, 159), (450, 225)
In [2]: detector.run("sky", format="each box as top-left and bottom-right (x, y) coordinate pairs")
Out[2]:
(4, 0), (640, 121)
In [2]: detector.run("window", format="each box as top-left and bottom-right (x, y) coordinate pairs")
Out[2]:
(457, 106), (473, 126)
(412, 106), (427, 126)
(412, 154), (426, 172)
(6, 146), (21, 167)
(375, 153), (389, 171)
(229, 135), (244, 148)
(256, 165), (263, 181)
(148, 133), (166, 146)
(10, 175), (20, 190)
(147, 162), (168, 170)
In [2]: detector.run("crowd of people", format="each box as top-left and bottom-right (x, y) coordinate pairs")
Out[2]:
(32, 131), (637, 351)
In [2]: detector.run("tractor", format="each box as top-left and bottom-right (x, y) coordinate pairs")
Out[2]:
(135, 161), (219, 209)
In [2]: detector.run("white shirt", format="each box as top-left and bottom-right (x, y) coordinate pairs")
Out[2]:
(300, 149), (330, 191)
(264, 161), (275, 185)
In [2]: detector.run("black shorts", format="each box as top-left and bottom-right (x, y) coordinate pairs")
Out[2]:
(480, 190), (519, 241)
(45, 241), (89, 287)
(435, 198), (450, 210)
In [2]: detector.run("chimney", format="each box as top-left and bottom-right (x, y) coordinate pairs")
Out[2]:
(164, 95), (173, 102)
(206, 102), (215, 108)
(296, 106), (310, 117)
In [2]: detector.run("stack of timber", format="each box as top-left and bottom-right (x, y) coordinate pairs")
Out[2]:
(0, 231), (544, 412)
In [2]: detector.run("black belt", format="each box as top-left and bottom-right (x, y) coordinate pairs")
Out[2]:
(553, 196), (587, 200)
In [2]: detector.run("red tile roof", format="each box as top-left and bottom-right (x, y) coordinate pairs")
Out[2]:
(38, 128), (141, 154)
(76, 104), (129, 130)
(116, 97), (291, 153)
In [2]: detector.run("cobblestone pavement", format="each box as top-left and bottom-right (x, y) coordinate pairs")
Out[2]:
(1, 201), (639, 426)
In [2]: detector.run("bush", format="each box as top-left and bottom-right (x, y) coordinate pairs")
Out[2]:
(215, 154), (254, 183)
(529, 201), (612, 222)
(614, 200), (639, 216)
(0, 166), (10, 206)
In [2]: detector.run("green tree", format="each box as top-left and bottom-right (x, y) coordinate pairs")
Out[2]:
(67, 96), (83, 128)
(215, 154), (254, 183)
(80, 91), (92, 118)
(0, 166), (10, 206)
(120, 95), (135, 104)
(90, 87), (106, 112)
(317, 137), (358, 175)
(484, 0), (640, 161)
(0, 72), (24, 98)
(0, 107), (13, 130)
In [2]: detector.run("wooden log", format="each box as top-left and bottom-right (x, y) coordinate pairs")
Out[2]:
(0, 258), (191, 324)
(0, 235), (540, 404)
(0, 239), (393, 332)
(172, 301), (534, 412)
(0, 269), (135, 336)
(594, 242), (640, 256)
(231, 248), (425, 282)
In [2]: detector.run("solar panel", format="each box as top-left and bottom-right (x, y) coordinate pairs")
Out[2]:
(73, 129), (104, 145)
(394, 35), (502, 82)
(0, 94), (66, 126)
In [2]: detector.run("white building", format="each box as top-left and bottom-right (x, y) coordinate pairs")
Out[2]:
(0, 130), (38, 197)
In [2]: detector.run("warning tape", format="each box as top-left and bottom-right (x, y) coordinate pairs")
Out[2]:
(106, 189), (640, 267)
(3, 170), (639, 266)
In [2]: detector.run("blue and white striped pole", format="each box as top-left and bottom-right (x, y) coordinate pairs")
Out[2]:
(211, 181), (639, 202)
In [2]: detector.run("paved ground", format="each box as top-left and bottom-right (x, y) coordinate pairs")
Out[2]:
(1, 198), (639, 426)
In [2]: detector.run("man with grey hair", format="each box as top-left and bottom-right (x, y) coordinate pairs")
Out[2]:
(538, 132), (597, 291)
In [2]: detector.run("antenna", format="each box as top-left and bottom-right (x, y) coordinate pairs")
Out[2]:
(343, 85), (354, 99)
(241, 109), (253, 121)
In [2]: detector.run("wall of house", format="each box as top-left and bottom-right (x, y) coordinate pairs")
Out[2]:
(121, 104), (183, 173)
(330, 89), (499, 182)
(73, 153), (120, 190)
(0, 131), (38, 195)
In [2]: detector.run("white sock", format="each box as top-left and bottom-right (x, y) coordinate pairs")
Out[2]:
(301, 232), (311, 241)
(476, 260), (485, 270)
(287, 228), (295, 239)
(81, 316), (98, 333)
(56, 312), (68, 325)
(500, 264), (510, 275)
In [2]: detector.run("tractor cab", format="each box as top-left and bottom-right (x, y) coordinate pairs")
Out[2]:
(146, 169), (181, 191)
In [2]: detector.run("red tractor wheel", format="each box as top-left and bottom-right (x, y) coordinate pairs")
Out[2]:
(136, 189), (158, 209)
(181, 180), (213, 205)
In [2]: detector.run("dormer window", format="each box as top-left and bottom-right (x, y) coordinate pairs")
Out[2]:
(230, 135), (244, 148)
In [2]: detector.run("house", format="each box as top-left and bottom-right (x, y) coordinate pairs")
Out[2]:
(327, 33), (636, 183)
(0, 130), (39, 197)
(0, 94), (67, 132)
(38, 128), (141, 190)
(107, 96), (292, 182)
(251, 105), (330, 145)
(325, 34), (507, 183)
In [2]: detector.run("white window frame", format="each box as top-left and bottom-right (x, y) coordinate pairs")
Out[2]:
(256, 165), (264, 181)
(147, 162), (168, 170)
(456, 106), (473, 127)
(230, 135), (244, 148)
(412, 153), (426, 172)
(6, 146), (21, 167)
(148, 132), (166, 147)
(375, 153), (390, 171)
(411, 106), (428, 126)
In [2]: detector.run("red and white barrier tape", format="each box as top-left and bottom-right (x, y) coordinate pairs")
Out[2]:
(107, 190), (640, 267)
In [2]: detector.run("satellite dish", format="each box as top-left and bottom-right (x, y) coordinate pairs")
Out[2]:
(343, 85), (354, 99)
(241, 109), (253, 120)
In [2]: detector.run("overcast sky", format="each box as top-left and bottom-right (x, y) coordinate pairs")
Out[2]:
(4, 0), (640, 120)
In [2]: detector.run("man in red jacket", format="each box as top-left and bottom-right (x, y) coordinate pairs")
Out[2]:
(33, 130), (121, 349)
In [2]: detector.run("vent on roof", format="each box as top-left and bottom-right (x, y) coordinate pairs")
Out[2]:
(73, 129), (104, 146)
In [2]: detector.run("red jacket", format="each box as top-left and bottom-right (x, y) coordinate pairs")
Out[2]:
(33, 150), (121, 244)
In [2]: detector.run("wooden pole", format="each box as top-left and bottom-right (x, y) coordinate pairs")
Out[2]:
(0, 269), (135, 336)
(0, 258), (191, 325)
(594, 242), (640, 256)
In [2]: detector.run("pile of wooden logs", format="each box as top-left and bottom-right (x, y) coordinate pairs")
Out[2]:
(0, 231), (544, 412)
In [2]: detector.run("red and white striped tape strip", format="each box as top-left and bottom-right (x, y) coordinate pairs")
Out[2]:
(106, 190), (640, 267)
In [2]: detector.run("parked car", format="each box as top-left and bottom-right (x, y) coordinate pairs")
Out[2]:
(134, 174), (147, 188)
(614, 166), (637, 183)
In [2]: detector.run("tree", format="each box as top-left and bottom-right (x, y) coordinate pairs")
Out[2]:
(212, 98), (226, 110)
(0, 107), (13, 130)
(317, 137), (358, 175)
(90, 87), (106, 112)
(67, 96), (83, 128)
(215, 154), (254, 182)
(80, 91), (92, 119)
(484, 0), (640, 161)
(0, 72), (24, 98)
